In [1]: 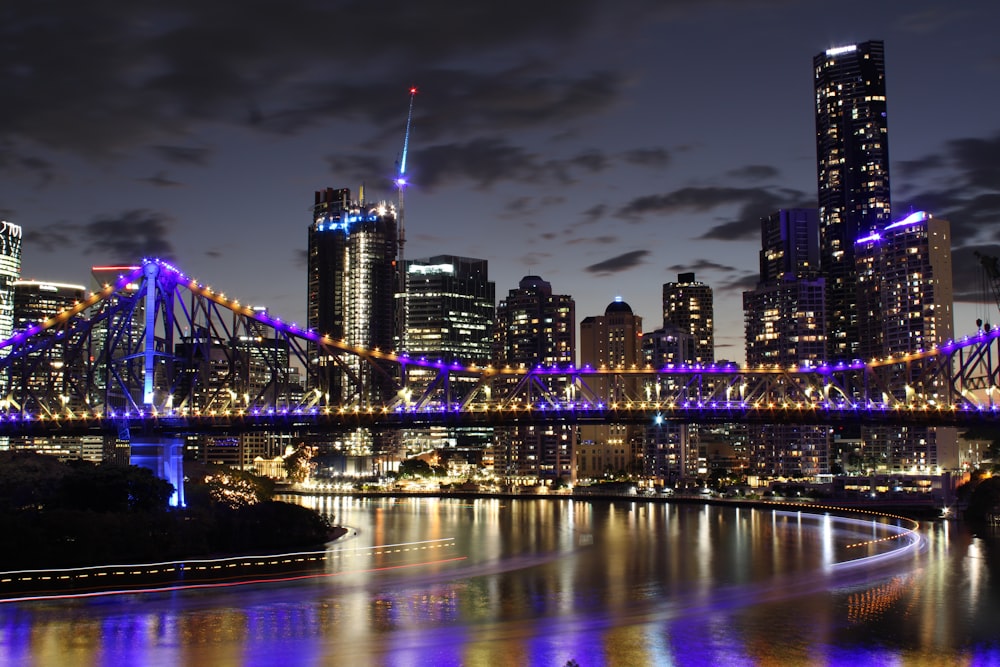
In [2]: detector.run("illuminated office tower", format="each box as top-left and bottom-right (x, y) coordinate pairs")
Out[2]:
(855, 211), (955, 471)
(403, 255), (495, 453)
(662, 273), (714, 364)
(12, 281), (87, 403)
(493, 276), (575, 482)
(814, 40), (890, 361)
(405, 256), (494, 365)
(307, 187), (398, 403)
(308, 187), (398, 463)
(10, 280), (99, 460)
(0, 221), (23, 342)
(744, 209), (828, 478)
(578, 298), (642, 480)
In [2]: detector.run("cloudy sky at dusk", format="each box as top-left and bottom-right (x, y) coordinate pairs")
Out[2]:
(3, 1), (1000, 363)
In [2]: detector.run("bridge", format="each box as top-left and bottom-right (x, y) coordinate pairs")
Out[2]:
(1, 258), (999, 502)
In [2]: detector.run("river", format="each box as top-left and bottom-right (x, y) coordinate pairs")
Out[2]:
(1, 496), (998, 666)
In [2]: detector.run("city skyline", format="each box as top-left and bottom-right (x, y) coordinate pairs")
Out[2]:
(2, 2), (1000, 363)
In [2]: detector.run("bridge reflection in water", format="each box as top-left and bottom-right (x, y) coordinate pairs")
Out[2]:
(1, 498), (997, 665)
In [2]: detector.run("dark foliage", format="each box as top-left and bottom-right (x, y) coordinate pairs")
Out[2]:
(0, 453), (333, 570)
(966, 477), (1000, 524)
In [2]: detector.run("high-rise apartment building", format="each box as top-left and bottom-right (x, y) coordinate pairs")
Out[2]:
(0, 221), (23, 343)
(578, 298), (643, 479)
(493, 275), (575, 482)
(307, 187), (398, 403)
(855, 211), (955, 470)
(662, 273), (714, 364)
(653, 274), (715, 483)
(744, 209), (828, 478)
(814, 41), (890, 361)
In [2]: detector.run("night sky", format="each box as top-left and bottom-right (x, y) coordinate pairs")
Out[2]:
(3, 1), (1000, 364)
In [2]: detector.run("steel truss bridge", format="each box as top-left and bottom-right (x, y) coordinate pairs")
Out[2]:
(2, 257), (1000, 441)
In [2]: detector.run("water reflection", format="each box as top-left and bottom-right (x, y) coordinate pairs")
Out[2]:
(1, 497), (998, 665)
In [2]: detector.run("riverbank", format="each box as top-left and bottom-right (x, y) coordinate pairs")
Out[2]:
(281, 486), (946, 521)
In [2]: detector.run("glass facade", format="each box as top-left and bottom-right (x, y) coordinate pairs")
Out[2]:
(0, 221), (23, 343)
(814, 41), (890, 361)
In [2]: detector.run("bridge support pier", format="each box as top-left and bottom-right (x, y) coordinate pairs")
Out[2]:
(131, 435), (186, 508)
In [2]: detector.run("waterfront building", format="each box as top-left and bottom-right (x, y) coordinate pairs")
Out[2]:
(307, 187), (398, 463)
(814, 40), (891, 361)
(578, 298), (643, 480)
(662, 273), (714, 364)
(493, 275), (575, 483)
(744, 209), (829, 478)
(855, 211), (956, 470)
(654, 273), (715, 484)
(403, 255), (495, 452)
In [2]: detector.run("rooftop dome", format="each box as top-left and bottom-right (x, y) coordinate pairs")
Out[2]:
(605, 297), (633, 316)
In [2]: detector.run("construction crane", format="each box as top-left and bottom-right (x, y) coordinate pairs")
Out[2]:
(395, 87), (417, 352)
(974, 250), (1000, 330)
(396, 87), (417, 271)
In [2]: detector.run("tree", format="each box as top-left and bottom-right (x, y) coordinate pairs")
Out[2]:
(284, 445), (315, 483)
(398, 458), (433, 478)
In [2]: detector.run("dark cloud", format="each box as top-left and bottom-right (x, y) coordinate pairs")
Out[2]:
(523, 251), (553, 267)
(585, 250), (649, 275)
(952, 245), (1000, 304)
(616, 185), (811, 240)
(580, 204), (608, 225)
(324, 154), (390, 193)
(718, 273), (760, 293)
(0, 1), (633, 171)
(25, 209), (175, 262)
(567, 235), (618, 246)
(726, 164), (780, 181)
(412, 139), (624, 191)
(153, 146), (212, 166)
(895, 153), (947, 178)
(416, 139), (541, 190)
(667, 259), (741, 274)
(140, 172), (183, 188)
(894, 131), (1000, 247)
(622, 148), (670, 168)
(82, 210), (175, 261)
(570, 151), (610, 173)
(22, 226), (77, 253)
(501, 195), (568, 219)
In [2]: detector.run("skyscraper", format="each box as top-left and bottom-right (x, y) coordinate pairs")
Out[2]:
(855, 211), (955, 471)
(744, 209), (828, 478)
(10, 280), (99, 460)
(662, 273), (714, 363)
(814, 40), (890, 361)
(0, 221), (23, 343)
(578, 298), (643, 479)
(493, 275), (575, 482)
(405, 256), (495, 366)
(307, 187), (398, 403)
(403, 255), (495, 452)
